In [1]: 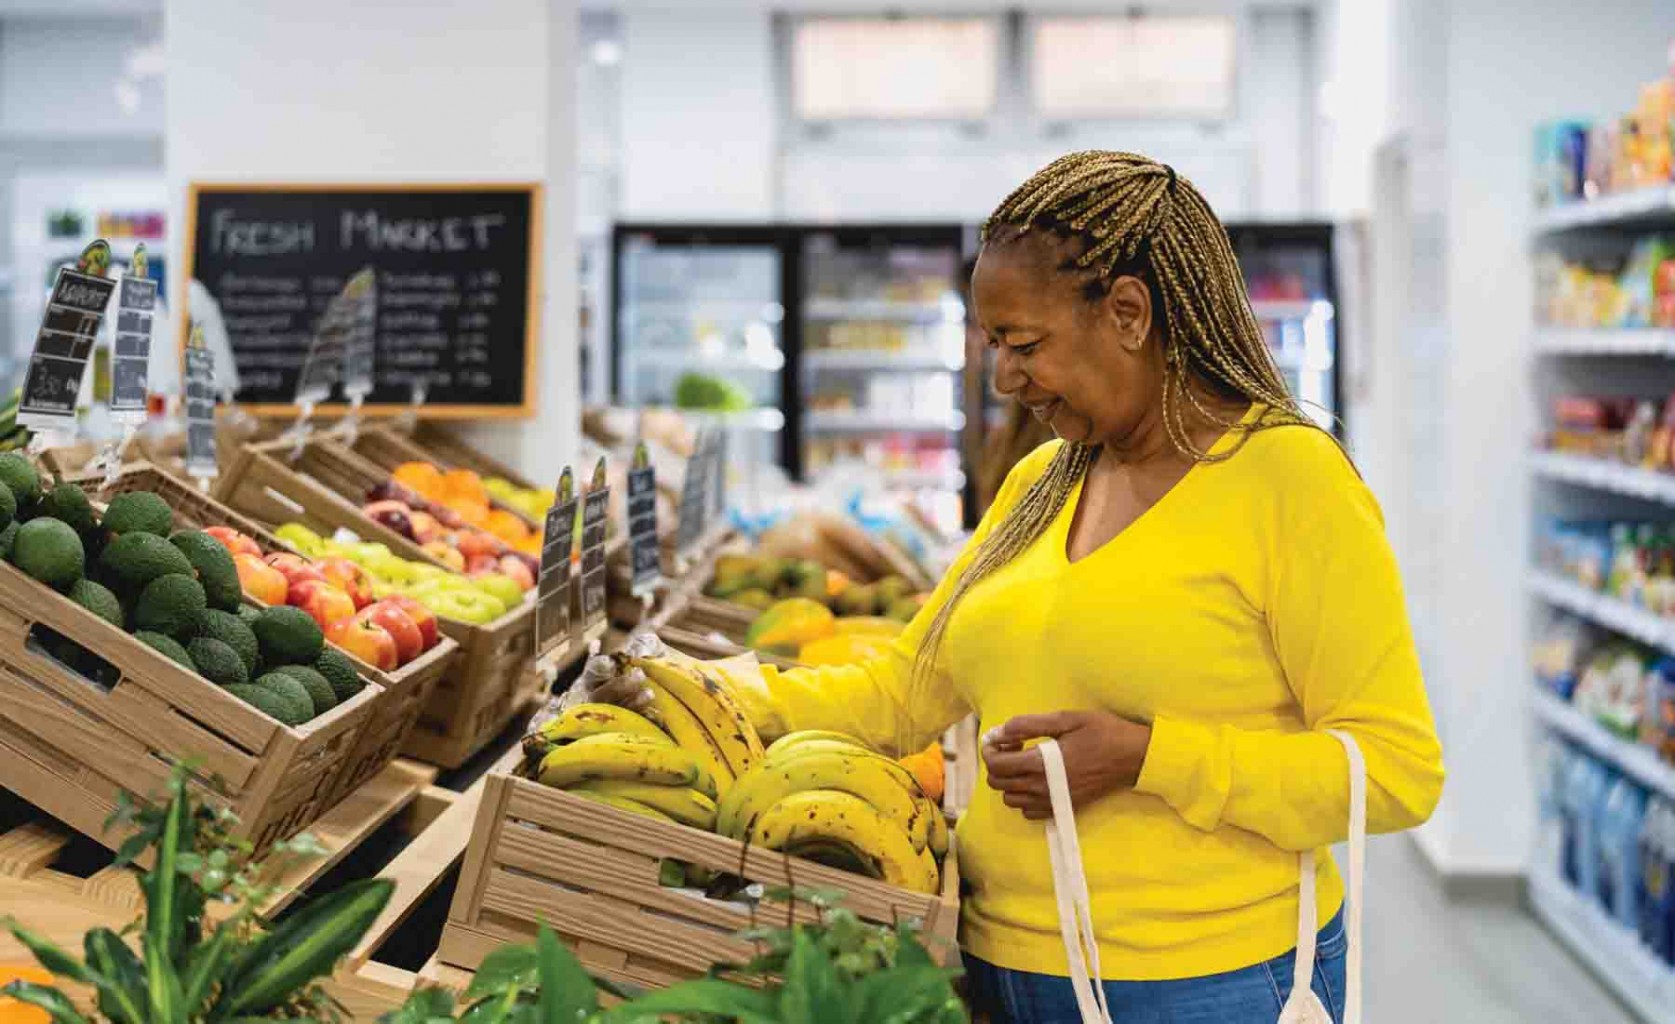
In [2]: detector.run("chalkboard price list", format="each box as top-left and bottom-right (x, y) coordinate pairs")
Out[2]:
(19, 267), (116, 430)
(627, 444), (660, 598)
(184, 341), (219, 480)
(578, 459), (610, 639)
(535, 467), (578, 661)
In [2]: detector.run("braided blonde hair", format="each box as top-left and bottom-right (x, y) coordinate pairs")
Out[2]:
(910, 151), (1325, 699)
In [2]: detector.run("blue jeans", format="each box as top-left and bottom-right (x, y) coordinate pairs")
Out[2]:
(963, 909), (1346, 1024)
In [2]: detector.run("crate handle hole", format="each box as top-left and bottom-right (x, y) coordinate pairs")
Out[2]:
(259, 486), (307, 517)
(26, 624), (121, 694)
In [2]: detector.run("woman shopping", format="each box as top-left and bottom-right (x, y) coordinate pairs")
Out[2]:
(588, 151), (1444, 1023)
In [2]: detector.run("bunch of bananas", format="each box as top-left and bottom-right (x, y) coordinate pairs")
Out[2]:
(717, 730), (947, 895)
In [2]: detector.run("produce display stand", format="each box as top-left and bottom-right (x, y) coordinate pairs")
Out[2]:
(435, 769), (961, 989)
(215, 435), (541, 769)
(345, 422), (541, 530)
(68, 462), (459, 808)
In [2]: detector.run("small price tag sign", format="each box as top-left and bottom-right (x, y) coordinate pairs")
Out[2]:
(578, 457), (611, 644)
(19, 240), (116, 432)
(535, 467), (579, 663)
(676, 426), (710, 560)
(341, 267), (377, 400)
(183, 325), (219, 481)
(110, 244), (156, 422)
(626, 442), (660, 599)
(294, 276), (357, 405)
(709, 427), (728, 525)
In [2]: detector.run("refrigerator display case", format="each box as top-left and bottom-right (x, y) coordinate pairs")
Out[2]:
(1226, 222), (1342, 431)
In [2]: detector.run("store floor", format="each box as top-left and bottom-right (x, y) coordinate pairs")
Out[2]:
(1366, 837), (1633, 1022)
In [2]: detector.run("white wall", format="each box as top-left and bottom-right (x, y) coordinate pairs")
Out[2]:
(165, 0), (580, 480)
(618, 8), (776, 220)
(0, 14), (163, 138)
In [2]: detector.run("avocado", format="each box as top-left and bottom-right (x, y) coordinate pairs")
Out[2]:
(252, 672), (316, 725)
(190, 608), (259, 674)
(0, 453), (41, 507)
(187, 637), (248, 688)
(225, 682), (311, 727)
(271, 664), (337, 716)
(99, 533), (194, 592)
(12, 518), (84, 590)
(236, 603), (262, 628)
(136, 630), (194, 670)
(251, 605), (324, 665)
(37, 483), (94, 536)
(133, 574), (207, 637)
(0, 521), (18, 561)
(102, 491), (173, 537)
(313, 647), (365, 704)
(170, 531), (242, 612)
(0, 481), (16, 533)
(68, 578), (123, 629)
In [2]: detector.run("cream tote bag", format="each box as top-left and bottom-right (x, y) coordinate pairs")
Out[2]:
(1038, 730), (1366, 1024)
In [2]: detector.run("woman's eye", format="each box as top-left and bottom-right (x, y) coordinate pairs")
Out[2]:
(1013, 342), (1040, 357)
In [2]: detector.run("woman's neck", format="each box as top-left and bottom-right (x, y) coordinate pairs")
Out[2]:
(1095, 389), (1251, 467)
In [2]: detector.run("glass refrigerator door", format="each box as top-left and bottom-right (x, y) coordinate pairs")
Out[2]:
(615, 233), (786, 474)
(799, 231), (966, 532)
(1231, 227), (1340, 431)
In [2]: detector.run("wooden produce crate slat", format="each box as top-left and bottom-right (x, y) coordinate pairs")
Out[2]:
(215, 438), (538, 768)
(70, 462), (459, 804)
(439, 772), (959, 989)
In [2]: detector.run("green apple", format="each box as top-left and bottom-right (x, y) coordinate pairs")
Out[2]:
(471, 572), (524, 609)
(423, 588), (503, 625)
(405, 576), (463, 600)
(275, 522), (325, 556)
(407, 562), (449, 583)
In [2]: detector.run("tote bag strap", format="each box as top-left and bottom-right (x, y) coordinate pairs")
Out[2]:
(1040, 738), (1113, 1024)
(1296, 729), (1366, 1024)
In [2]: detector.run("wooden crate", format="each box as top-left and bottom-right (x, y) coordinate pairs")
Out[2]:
(347, 424), (542, 531)
(0, 555), (382, 855)
(71, 462), (459, 804)
(215, 437), (539, 769)
(438, 772), (960, 989)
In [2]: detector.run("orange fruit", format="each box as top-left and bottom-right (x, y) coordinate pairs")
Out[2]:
(452, 500), (490, 527)
(484, 509), (529, 543)
(0, 965), (55, 1024)
(899, 743), (946, 804)
(442, 469), (487, 503)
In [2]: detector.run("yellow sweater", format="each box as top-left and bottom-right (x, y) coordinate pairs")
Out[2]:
(749, 418), (1444, 980)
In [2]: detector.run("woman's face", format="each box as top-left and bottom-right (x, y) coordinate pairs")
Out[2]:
(971, 234), (1163, 447)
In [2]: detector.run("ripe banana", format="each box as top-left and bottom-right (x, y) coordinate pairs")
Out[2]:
(525, 703), (669, 760)
(571, 780), (717, 831)
(566, 788), (677, 825)
(917, 846), (941, 893)
(718, 749), (928, 852)
(765, 730), (878, 759)
(631, 655), (764, 778)
(750, 790), (937, 894)
(537, 732), (707, 793)
(918, 791), (950, 858)
(642, 684), (737, 797)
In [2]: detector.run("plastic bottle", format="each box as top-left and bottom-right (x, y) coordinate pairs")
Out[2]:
(1639, 797), (1673, 961)
(1562, 754), (1610, 890)
(1598, 776), (1648, 925)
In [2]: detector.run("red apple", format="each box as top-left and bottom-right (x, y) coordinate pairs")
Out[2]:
(205, 526), (262, 559)
(235, 553), (288, 605)
(496, 554), (535, 592)
(360, 601), (423, 665)
(381, 594), (439, 650)
(409, 511), (442, 544)
(456, 530), (503, 560)
(362, 500), (416, 540)
(422, 539), (466, 572)
(327, 616), (398, 672)
(465, 553), (500, 575)
(314, 557), (373, 609)
(291, 578), (357, 630)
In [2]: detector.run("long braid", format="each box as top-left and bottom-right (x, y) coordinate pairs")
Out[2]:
(910, 151), (1327, 700)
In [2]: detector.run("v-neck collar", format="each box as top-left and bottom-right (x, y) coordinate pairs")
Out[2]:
(1057, 403), (1264, 567)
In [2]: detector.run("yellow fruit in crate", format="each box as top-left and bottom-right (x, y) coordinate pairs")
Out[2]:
(899, 743), (946, 804)
(834, 616), (904, 638)
(798, 633), (893, 666)
(745, 598), (836, 651)
(749, 790), (936, 893)
(472, 572), (524, 608)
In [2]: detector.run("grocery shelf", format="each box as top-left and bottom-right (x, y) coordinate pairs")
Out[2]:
(1534, 186), (1675, 233)
(625, 348), (784, 372)
(1527, 868), (1675, 1024)
(1534, 328), (1675, 356)
(1531, 689), (1675, 802)
(1529, 451), (1675, 505)
(804, 409), (965, 433)
(678, 407), (786, 432)
(804, 298), (952, 322)
(802, 349), (963, 372)
(1526, 570), (1675, 653)
(1249, 300), (1331, 321)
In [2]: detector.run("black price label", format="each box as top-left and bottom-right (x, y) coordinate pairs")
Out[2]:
(627, 442), (660, 598)
(184, 330), (219, 480)
(342, 268), (377, 399)
(111, 246), (157, 419)
(19, 249), (116, 430)
(676, 426), (710, 558)
(535, 467), (578, 660)
(294, 274), (369, 405)
(710, 428), (728, 524)
(579, 458), (611, 638)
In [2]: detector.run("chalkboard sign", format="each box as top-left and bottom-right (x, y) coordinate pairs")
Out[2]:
(183, 326), (218, 480)
(110, 245), (156, 420)
(19, 241), (116, 431)
(535, 467), (578, 662)
(578, 458), (610, 641)
(626, 443), (660, 598)
(185, 183), (541, 417)
(676, 426), (711, 558)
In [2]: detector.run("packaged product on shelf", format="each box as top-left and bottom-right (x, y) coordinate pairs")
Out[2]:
(1534, 615), (1592, 700)
(1562, 753), (1612, 891)
(1598, 775), (1649, 926)
(1641, 658), (1675, 762)
(1575, 644), (1646, 739)
(1639, 797), (1675, 964)
(1534, 120), (1591, 206)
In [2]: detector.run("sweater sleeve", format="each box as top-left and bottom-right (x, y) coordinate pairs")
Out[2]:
(730, 441), (1063, 756)
(1134, 434), (1445, 851)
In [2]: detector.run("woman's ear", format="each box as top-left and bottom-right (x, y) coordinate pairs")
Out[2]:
(1104, 275), (1152, 353)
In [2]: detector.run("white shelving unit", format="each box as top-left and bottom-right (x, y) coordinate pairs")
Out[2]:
(804, 409), (966, 433)
(1249, 299), (1330, 321)
(1529, 184), (1675, 1019)
(802, 348), (962, 373)
(803, 298), (951, 321)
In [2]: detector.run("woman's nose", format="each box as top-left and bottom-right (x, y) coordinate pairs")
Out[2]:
(991, 346), (1027, 396)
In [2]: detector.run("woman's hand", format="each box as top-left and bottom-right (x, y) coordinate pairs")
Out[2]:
(982, 711), (1152, 820)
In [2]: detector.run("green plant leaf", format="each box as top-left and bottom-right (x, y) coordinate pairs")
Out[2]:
(600, 978), (779, 1024)
(853, 966), (962, 1024)
(379, 985), (456, 1024)
(143, 775), (192, 961)
(536, 924), (598, 1024)
(143, 933), (186, 1024)
(459, 986), (522, 1024)
(464, 943), (539, 1000)
(84, 927), (148, 1024)
(780, 929), (848, 1024)
(1, 981), (92, 1024)
(212, 876), (392, 1019)
(4, 918), (93, 983)
(179, 919), (242, 1014)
